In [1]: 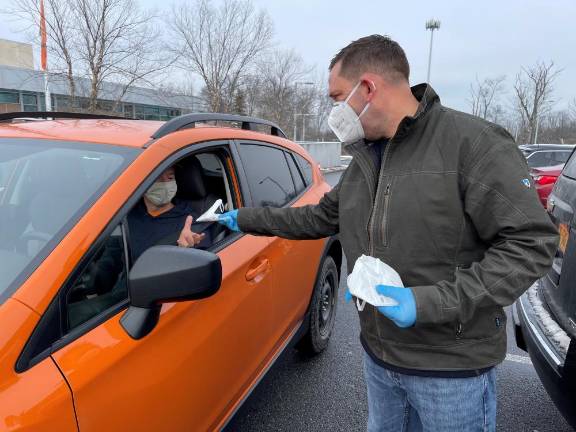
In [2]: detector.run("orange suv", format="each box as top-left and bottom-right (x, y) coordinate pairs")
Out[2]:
(0, 112), (342, 431)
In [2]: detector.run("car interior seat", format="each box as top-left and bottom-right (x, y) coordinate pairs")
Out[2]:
(175, 155), (228, 245)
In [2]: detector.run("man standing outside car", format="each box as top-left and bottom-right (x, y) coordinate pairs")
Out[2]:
(217, 35), (558, 431)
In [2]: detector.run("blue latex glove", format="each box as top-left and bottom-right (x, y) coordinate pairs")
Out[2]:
(375, 285), (417, 328)
(217, 210), (241, 232)
(344, 288), (353, 303)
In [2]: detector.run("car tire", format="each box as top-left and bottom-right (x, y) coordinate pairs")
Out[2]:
(296, 255), (339, 356)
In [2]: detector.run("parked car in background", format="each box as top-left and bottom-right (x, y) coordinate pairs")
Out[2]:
(513, 147), (576, 429)
(340, 154), (352, 167)
(519, 144), (575, 168)
(530, 164), (564, 206)
(0, 112), (342, 431)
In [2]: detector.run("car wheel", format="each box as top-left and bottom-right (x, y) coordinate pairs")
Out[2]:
(296, 255), (339, 355)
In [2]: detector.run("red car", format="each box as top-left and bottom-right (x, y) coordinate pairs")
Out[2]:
(530, 164), (564, 206)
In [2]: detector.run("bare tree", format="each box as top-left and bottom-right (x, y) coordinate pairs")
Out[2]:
(234, 52), (334, 141)
(7, 0), (171, 113)
(308, 75), (336, 142)
(241, 74), (264, 116)
(155, 81), (199, 113)
(569, 98), (576, 122)
(7, 0), (78, 101)
(468, 75), (506, 121)
(73, 0), (172, 112)
(256, 49), (313, 133)
(170, 0), (273, 113)
(513, 61), (561, 143)
(538, 110), (576, 144)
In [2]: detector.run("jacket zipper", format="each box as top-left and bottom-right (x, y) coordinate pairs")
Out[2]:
(381, 183), (391, 247)
(368, 141), (393, 255)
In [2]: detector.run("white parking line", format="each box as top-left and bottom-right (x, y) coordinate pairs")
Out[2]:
(505, 353), (532, 365)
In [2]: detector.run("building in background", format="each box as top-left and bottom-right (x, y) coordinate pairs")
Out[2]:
(0, 39), (34, 70)
(0, 38), (198, 120)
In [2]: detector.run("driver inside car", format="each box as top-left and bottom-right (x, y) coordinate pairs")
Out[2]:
(127, 164), (209, 260)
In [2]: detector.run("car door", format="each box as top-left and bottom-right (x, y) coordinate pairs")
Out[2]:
(46, 142), (276, 431)
(0, 299), (78, 431)
(235, 142), (325, 343)
(544, 151), (576, 341)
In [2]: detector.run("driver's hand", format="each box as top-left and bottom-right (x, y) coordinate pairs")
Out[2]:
(177, 216), (206, 248)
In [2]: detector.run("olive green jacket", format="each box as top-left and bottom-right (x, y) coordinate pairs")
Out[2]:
(238, 84), (558, 371)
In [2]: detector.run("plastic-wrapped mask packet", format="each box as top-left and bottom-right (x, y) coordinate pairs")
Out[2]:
(346, 254), (404, 311)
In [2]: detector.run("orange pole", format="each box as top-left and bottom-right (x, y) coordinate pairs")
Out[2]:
(40, 0), (47, 71)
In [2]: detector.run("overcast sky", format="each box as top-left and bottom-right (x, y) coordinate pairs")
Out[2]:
(1, 0), (574, 113)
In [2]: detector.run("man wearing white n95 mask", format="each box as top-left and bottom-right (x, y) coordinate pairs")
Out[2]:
(217, 34), (557, 431)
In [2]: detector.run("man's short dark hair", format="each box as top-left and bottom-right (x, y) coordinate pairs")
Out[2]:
(329, 35), (410, 83)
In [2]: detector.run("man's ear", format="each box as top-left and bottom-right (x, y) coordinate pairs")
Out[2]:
(360, 75), (377, 102)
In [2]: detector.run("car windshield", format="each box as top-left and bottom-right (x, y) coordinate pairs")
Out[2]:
(0, 138), (138, 303)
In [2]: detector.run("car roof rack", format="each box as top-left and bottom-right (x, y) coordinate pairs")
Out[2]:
(151, 113), (287, 139)
(0, 111), (126, 122)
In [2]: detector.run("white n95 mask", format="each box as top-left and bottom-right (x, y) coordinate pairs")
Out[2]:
(327, 81), (371, 143)
(145, 180), (177, 206)
(347, 255), (403, 311)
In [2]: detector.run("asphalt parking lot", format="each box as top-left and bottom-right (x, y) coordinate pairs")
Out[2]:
(224, 170), (572, 432)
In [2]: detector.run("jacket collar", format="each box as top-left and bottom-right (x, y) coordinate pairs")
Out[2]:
(393, 83), (440, 140)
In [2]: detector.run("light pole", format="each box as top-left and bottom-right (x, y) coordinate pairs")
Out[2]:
(301, 113), (317, 142)
(425, 19), (441, 83)
(293, 81), (314, 140)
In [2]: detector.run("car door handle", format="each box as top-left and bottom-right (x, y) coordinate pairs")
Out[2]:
(246, 258), (270, 282)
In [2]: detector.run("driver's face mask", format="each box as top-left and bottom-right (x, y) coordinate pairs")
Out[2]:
(327, 81), (372, 143)
(145, 180), (177, 206)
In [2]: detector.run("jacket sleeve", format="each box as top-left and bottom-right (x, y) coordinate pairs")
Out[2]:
(412, 126), (559, 325)
(237, 180), (341, 240)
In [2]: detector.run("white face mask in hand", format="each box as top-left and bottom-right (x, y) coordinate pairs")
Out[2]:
(347, 255), (402, 311)
(145, 180), (177, 206)
(327, 81), (372, 143)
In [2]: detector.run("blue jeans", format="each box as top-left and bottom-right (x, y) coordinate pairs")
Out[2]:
(363, 350), (496, 432)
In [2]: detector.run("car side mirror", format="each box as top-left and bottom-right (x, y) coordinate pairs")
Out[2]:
(120, 246), (222, 339)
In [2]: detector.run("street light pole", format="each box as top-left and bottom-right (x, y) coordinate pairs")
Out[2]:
(425, 19), (441, 83)
(293, 81), (314, 141)
(302, 114), (317, 141)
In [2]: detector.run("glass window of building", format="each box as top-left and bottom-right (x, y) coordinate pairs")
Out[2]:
(0, 90), (19, 104)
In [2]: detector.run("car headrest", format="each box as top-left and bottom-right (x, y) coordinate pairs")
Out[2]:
(175, 156), (207, 200)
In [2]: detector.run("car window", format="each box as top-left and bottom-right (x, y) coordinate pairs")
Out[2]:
(527, 150), (572, 168)
(0, 139), (137, 305)
(238, 143), (296, 207)
(562, 150), (576, 179)
(65, 224), (128, 330)
(553, 151), (572, 164)
(295, 153), (313, 185)
(527, 151), (553, 167)
(286, 152), (306, 195)
(196, 152), (222, 173)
